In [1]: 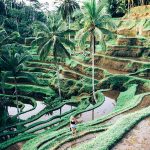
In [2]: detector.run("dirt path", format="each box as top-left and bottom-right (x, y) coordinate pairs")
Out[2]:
(6, 142), (25, 150)
(57, 133), (98, 150)
(113, 117), (150, 150)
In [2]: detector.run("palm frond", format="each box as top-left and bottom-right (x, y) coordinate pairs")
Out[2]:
(59, 29), (76, 36)
(96, 0), (107, 16)
(17, 54), (31, 65)
(83, 1), (93, 19)
(37, 32), (47, 38)
(92, 0), (96, 18)
(16, 72), (37, 83)
(78, 31), (90, 48)
(58, 37), (75, 50)
(3, 71), (13, 81)
(99, 27), (114, 37)
(33, 21), (50, 35)
(96, 14), (111, 23)
(37, 39), (48, 54)
(31, 37), (47, 48)
(0, 56), (10, 70)
(39, 40), (53, 61)
(99, 39), (106, 51)
(53, 39), (70, 60)
(75, 28), (87, 41)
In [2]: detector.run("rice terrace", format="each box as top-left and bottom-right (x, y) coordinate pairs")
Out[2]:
(0, 0), (150, 150)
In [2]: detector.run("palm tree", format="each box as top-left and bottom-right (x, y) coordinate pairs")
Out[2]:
(76, 0), (115, 101)
(58, 0), (80, 40)
(0, 50), (36, 120)
(31, 13), (75, 99)
(26, 0), (39, 21)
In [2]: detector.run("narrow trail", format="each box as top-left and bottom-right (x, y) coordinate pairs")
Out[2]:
(57, 133), (98, 150)
(113, 117), (150, 150)
(6, 142), (25, 150)
(53, 95), (150, 150)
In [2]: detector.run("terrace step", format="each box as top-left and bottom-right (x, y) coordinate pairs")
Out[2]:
(93, 54), (150, 73)
(117, 37), (147, 46)
(73, 58), (129, 75)
(107, 45), (149, 57)
(61, 69), (100, 81)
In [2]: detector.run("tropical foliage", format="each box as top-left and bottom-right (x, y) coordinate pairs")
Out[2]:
(0, 50), (36, 120)
(31, 13), (75, 98)
(0, 0), (149, 149)
(58, 0), (80, 39)
(76, 0), (115, 101)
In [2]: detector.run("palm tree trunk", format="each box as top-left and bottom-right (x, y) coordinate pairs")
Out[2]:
(3, 0), (7, 15)
(1, 82), (5, 95)
(60, 107), (62, 119)
(0, 84), (8, 125)
(1, 81), (8, 114)
(16, 20), (19, 32)
(32, 9), (35, 21)
(1, 74), (8, 115)
(91, 32), (96, 102)
(68, 15), (71, 40)
(92, 109), (94, 120)
(14, 77), (20, 121)
(128, 0), (130, 18)
(11, 0), (13, 9)
(56, 63), (62, 99)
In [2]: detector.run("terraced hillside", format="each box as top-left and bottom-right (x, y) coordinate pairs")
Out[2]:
(0, 5), (150, 150)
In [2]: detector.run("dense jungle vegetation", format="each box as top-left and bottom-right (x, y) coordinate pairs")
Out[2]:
(0, 0), (150, 150)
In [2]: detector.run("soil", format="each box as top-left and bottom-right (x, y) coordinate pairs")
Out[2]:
(57, 133), (98, 150)
(6, 142), (26, 150)
(113, 117), (150, 150)
(102, 90), (120, 100)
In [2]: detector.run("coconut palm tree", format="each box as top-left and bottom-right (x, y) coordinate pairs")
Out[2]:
(0, 50), (36, 120)
(76, 0), (115, 101)
(31, 13), (75, 99)
(58, 0), (80, 40)
(26, 0), (38, 21)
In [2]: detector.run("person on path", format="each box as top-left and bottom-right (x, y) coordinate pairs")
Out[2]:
(70, 116), (78, 135)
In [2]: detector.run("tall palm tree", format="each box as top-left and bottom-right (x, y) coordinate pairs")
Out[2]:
(58, 0), (80, 40)
(76, 0), (115, 101)
(0, 50), (36, 120)
(31, 13), (75, 99)
(26, 0), (40, 21)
